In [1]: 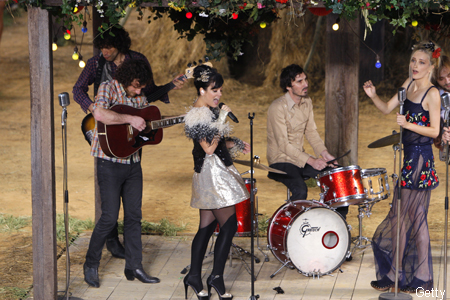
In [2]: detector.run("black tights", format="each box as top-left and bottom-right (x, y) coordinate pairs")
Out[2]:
(188, 206), (237, 291)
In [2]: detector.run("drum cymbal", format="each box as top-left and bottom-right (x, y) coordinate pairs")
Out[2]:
(234, 158), (287, 174)
(368, 132), (400, 148)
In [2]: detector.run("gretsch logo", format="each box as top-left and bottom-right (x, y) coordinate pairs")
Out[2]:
(300, 218), (320, 237)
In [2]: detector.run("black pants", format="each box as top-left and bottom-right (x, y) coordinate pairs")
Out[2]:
(85, 158), (143, 269)
(268, 162), (348, 219)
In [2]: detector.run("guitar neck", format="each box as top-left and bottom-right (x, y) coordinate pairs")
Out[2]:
(146, 74), (187, 103)
(150, 116), (185, 130)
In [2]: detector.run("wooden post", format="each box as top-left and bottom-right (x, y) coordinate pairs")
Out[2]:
(28, 6), (57, 299)
(325, 14), (360, 166)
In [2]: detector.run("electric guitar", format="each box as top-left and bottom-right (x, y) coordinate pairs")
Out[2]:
(81, 60), (212, 145)
(97, 104), (185, 158)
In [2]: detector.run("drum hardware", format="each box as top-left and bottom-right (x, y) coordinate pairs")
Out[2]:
(351, 203), (373, 255)
(234, 156), (287, 174)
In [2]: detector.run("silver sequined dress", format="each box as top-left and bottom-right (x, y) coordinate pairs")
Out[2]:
(184, 106), (249, 209)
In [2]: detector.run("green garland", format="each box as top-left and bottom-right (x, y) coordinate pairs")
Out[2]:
(14, 0), (450, 61)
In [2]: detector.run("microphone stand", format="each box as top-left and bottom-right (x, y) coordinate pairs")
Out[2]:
(248, 112), (259, 300)
(379, 88), (411, 300)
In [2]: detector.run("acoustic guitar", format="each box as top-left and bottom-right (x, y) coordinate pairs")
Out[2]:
(81, 60), (212, 145)
(97, 104), (185, 158)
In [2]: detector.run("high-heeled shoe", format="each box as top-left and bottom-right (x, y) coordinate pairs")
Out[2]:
(207, 274), (233, 300)
(183, 274), (209, 300)
(370, 276), (394, 291)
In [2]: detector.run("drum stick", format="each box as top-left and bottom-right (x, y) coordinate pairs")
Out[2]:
(326, 149), (351, 164)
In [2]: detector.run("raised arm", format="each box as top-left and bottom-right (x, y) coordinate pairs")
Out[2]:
(363, 78), (411, 115)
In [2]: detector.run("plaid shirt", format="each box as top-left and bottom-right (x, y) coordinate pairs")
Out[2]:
(90, 80), (149, 164)
(73, 50), (169, 113)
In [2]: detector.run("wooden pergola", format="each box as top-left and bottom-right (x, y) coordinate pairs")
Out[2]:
(28, 3), (359, 298)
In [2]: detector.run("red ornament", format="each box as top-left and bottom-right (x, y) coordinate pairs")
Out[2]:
(307, 7), (332, 16)
(433, 47), (442, 59)
(232, 13), (238, 19)
(186, 12), (193, 19)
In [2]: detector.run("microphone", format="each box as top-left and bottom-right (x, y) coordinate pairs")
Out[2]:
(58, 92), (70, 107)
(398, 87), (406, 115)
(442, 93), (450, 122)
(58, 92), (70, 126)
(218, 102), (239, 123)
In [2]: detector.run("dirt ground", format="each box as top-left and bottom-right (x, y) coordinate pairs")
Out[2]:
(0, 8), (449, 298)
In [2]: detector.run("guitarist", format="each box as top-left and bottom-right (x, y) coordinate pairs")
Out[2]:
(72, 25), (185, 259)
(83, 59), (160, 287)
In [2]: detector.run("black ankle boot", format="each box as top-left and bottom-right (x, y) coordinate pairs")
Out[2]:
(124, 268), (160, 283)
(83, 263), (100, 288)
(106, 237), (125, 259)
(207, 274), (232, 300)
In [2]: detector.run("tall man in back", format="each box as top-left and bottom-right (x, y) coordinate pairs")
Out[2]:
(73, 25), (185, 259)
(266, 64), (349, 219)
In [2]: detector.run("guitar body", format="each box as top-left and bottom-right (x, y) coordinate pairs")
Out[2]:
(98, 105), (163, 158)
(81, 113), (96, 145)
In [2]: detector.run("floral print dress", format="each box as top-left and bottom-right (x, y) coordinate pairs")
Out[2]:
(371, 85), (438, 291)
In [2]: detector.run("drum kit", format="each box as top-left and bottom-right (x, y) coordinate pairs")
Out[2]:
(231, 131), (401, 279)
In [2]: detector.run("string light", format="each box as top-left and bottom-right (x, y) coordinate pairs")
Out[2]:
(232, 12), (238, 19)
(52, 36), (58, 51)
(375, 54), (382, 69)
(64, 30), (71, 40)
(260, 22), (266, 28)
(81, 21), (88, 33)
(412, 20), (418, 27)
(186, 12), (193, 19)
(72, 46), (79, 60)
(332, 17), (340, 31)
(78, 54), (85, 68)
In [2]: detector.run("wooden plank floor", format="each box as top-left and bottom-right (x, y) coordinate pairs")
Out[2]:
(43, 234), (449, 300)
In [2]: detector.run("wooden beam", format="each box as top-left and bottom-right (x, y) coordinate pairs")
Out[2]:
(325, 14), (360, 166)
(28, 6), (58, 299)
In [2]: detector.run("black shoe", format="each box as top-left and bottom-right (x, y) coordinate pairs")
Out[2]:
(184, 274), (209, 300)
(370, 276), (394, 291)
(400, 277), (432, 293)
(83, 263), (100, 288)
(124, 268), (160, 284)
(207, 275), (233, 300)
(106, 238), (125, 259)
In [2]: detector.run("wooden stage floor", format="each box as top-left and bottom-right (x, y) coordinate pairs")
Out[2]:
(45, 234), (448, 300)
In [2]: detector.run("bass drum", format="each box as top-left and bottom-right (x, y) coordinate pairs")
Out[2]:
(267, 200), (351, 276)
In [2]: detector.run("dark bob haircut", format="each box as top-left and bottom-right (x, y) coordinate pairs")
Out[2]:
(193, 65), (224, 95)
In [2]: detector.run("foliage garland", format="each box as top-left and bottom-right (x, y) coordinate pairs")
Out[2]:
(14, 0), (450, 60)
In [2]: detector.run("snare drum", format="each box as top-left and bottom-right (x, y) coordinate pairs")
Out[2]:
(316, 165), (366, 207)
(267, 200), (351, 276)
(361, 168), (390, 203)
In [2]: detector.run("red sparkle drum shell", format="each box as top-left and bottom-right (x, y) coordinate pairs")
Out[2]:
(234, 178), (257, 236)
(216, 178), (257, 236)
(267, 200), (325, 269)
(316, 165), (366, 207)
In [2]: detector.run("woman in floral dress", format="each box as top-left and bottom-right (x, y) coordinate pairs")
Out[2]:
(363, 41), (442, 293)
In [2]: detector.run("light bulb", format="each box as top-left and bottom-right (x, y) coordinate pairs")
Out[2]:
(52, 43), (58, 51)
(64, 33), (71, 40)
(332, 23), (339, 31)
(72, 52), (79, 60)
(260, 22), (266, 28)
(79, 60), (86, 68)
(375, 60), (382, 69)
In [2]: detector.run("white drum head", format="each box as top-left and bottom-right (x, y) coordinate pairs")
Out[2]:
(286, 207), (350, 276)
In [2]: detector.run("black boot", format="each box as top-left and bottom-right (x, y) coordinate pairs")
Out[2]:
(106, 237), (125, 259)
(124, 268), (160, 283)
(208, 214), (237, 299)
(83, 263), (100, 288)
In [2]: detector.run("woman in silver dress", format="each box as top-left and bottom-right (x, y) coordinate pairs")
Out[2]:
(183, 65), (250, 300)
